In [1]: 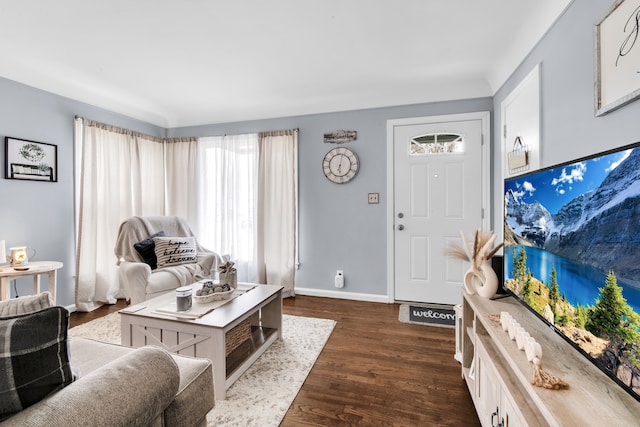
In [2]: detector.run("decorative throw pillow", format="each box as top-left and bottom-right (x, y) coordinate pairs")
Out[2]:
(0, 292), (54, 316)
(0, 306), (74, 421)
(134, 230), (167, 269)
(154, 236), (197, 268)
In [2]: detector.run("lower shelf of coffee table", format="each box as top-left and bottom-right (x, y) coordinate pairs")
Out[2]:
(226, 325), (277, 377)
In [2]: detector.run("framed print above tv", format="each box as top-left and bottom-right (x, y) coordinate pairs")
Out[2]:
(595, 0), (640, 116)
(4, 137), (58, 182)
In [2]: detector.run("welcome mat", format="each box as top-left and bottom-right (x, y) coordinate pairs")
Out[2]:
(399, 303), (456, 328)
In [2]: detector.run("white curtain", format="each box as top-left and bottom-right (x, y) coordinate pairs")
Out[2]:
(75, 119), (165, 311)
(75, 117), (297, 310)
(195, 130), (298, 296)
(196, 134), (260, 283)
(74, 118), (198, 311)
(165, 138), (199, 227)
(258, 130), (298, 297)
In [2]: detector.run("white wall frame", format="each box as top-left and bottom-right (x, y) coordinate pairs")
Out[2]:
(501, 63), (541, 179)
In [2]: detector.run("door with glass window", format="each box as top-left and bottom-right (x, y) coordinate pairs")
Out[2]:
(391, 114), (487, 305)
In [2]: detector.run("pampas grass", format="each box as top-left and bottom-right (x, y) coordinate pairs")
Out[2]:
(446, 229), (503, 269)
(446, 245), (469, 262)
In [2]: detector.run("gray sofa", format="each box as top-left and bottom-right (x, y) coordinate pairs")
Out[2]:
(0, 294), (214, 426)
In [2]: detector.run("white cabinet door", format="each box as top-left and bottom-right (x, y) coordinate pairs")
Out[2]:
(476, 339), (528, 427)
(475, 342), (501, 427)
(501, 391), (527, 427)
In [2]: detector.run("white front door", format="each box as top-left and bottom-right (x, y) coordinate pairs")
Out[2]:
(388, 112), (490, 305)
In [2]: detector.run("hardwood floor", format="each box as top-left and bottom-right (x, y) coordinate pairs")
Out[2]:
(69, 299), (127, 328)
(70, 295), (480, 426)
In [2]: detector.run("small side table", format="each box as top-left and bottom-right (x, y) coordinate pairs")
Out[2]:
(0, 261), (63, 302)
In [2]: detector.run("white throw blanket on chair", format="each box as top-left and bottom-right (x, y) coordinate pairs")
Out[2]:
(114, 216), (220, 303)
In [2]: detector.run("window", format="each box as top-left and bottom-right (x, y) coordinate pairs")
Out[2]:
(410, 133), (464, 155)
(197, 134), (259, 283)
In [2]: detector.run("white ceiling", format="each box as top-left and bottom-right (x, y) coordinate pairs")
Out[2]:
(0, 1), (571, 128)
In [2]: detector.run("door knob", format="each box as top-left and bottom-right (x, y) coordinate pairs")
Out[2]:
(397, 224), (404, 230)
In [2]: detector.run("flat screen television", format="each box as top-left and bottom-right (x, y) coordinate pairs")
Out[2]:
(503, 141), (640, 402)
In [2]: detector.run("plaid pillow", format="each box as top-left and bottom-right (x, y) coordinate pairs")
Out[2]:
(0, 306), (73, 421)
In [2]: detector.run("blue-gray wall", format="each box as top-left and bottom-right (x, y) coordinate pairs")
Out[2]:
(0, 74), (492, 308)
(0, 78), (164, 308)
(2, 0), (637, 308)
(168, 98), (492, 301)
(492, 1), (640, 231)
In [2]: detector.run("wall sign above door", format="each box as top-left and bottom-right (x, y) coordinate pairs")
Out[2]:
(324, 130), (357, 144)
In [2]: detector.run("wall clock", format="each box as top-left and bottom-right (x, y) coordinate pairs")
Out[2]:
(322, 147), (359, 184)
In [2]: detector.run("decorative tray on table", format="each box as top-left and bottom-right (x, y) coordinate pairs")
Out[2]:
(192, 281), (234, 303)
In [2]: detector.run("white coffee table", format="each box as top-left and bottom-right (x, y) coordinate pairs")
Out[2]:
(120, 283), (283, 400)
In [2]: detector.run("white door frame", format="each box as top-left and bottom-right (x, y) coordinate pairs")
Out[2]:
(386, 111), (491, 303)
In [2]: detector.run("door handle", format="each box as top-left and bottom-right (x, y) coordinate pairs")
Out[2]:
(397, 225), (404, 231)
(491, 407), (499, 427)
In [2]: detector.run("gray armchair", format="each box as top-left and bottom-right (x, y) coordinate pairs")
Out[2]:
(114, 216), (220, 305)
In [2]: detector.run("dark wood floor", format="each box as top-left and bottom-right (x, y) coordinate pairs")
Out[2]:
(70, 295), (480, 426)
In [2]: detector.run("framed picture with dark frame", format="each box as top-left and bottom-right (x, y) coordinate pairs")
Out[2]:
(4, 137), (58, 182)
(595, 0), (640, 116)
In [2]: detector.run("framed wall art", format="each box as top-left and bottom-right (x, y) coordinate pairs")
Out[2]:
(4, 137), (58, 182)
(595, 0), (640, 116)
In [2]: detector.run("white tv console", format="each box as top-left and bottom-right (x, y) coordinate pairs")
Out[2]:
(460, 292), (640, 426)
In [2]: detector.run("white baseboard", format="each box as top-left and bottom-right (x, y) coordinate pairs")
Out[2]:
(294, 287), (390, 303)
(65, 304), (77, 313)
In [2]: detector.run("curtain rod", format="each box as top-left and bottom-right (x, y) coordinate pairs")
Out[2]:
(75, 116), (197, 143)
(258, 128), (299, 137)
(76, 116), (299, 139)
(75, 116), (164, 143)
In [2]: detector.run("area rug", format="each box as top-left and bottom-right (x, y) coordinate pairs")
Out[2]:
(398, 303), (456, 328)
(69, 312), (336, 426)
